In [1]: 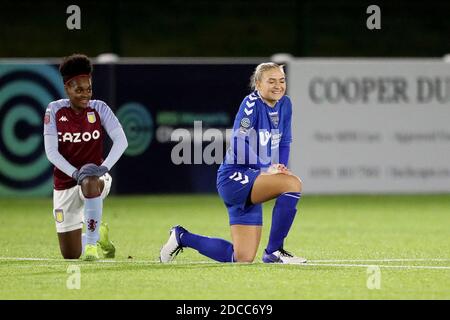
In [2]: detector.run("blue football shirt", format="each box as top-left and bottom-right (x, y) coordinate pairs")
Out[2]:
(219, 90), (292, 175)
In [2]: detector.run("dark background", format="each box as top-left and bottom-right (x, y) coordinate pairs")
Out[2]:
(1, 0), (448, 195)
(0, 0), (449, 58)
(94, 63), (259, 194)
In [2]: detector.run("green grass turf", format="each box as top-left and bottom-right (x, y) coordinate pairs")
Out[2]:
(0, 194), (449, 299)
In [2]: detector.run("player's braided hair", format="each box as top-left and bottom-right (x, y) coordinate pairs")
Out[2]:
(250, 62), (285, 90)
(59, 53), (93, 84)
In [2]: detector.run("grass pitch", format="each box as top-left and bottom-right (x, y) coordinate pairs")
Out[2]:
(0, 194), (449, 299)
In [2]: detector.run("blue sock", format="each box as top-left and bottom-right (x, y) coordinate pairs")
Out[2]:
(180, 232), (234, 263)
(266, 192), (301, 254)
(84, 196), (102, 245)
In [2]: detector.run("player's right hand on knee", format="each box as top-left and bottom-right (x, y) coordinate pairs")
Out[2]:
(74, 163), (109, 185)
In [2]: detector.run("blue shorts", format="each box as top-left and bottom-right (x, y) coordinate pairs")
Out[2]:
(217, 167), (262, 226)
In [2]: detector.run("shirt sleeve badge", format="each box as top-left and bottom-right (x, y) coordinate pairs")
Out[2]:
(44, 111), (50, 124)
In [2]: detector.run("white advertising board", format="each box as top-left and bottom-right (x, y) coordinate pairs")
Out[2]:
(289, 59), (450, 193)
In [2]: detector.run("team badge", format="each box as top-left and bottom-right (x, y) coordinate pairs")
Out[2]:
(87, 219), (97, 232)
(44, 111), (50, 125)
(54, 209), (64, 223)
(269, 111), (279, 127)
(87, 112), (96, 124)
(240, 117), (251, 129)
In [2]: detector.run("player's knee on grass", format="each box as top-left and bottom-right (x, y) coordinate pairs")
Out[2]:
(80, 176), (102, 198)
(58, 230), (82, 259)
(60, 246), (81, 259)
(233, 251), (256, 263)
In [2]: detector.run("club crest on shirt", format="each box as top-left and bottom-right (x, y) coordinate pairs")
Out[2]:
(268, 111), (279, 127)
(54, 209), (64, 223)
(240, 117), (251, 129)
(44, 111), (50, 125)
(87, 112), (96, 124)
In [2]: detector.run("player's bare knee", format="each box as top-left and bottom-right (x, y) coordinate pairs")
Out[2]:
(63, 253), (81, 259)
(282, 175), (302, 193)
(234, 252), (256, 263)
(80, 176), (99, 188)
(81, 176), (101, 198)
(235, 256), (255, 263)
(293, 175), (303, 193)
(61, 249), (81, 260)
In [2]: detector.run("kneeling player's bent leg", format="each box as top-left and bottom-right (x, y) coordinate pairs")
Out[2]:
(230, 225), (261, 262)
(58, 229), (82, 259)
(265, 191), (301, 254)
(80, 176), (104, 246)
(250, 173), (303, 256)
(80, 176), (103, 198)
(250, 174), (302, 204)
(172, 169), (302, 264)
(209, 168), (265, 263)
(178, 230), (235, 262)
(53, 186), (84, 259)
(79, 173), (114, 260)
(53, 174), (112, 260)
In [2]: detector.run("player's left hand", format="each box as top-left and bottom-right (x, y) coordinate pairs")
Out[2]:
(76, 163), (109, 185)
(267, 163), (292, 175)
(72, 169), (80, 182)
(277, 164), (293, 175)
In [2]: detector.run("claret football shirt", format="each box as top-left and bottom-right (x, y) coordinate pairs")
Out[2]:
(43, 99), (121, 190)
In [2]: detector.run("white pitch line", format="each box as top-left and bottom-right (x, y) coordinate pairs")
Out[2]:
(1, 257), (450, 271)
(303, 263), (450, 270)
(3, 262), (450, 271)
(0, 257), (159, 263)
(0, 257), (63, 262)
(309, 259), (450, 263)
(2, 257), (450, 263)
(0, 257), (215, 264)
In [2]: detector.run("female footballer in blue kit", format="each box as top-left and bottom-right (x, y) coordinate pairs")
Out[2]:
(44, 54), (128, 261)
(160, 62), (306, 264)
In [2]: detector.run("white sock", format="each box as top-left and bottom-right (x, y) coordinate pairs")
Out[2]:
(81, 233), (87, 254)
(84, 196), (102, 245)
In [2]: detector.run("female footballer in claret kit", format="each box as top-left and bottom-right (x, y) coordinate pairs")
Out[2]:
(44, 54), (128, 261)
(160, 62), (306, 264)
